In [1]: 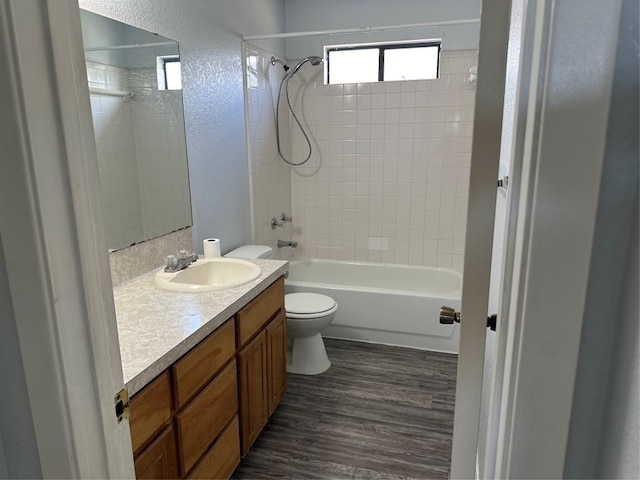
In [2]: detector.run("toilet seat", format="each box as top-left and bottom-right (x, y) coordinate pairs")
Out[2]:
(285, 293), (337, 319)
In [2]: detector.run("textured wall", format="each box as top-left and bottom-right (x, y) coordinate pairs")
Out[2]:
(80, 0), (286, 255)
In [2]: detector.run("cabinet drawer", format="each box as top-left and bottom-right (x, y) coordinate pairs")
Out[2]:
(129, 371), (172, 454)
(173, 319), (236, 408)
(176, 360), (238, 475)
(187, 416), (240, 480)
(134, 425), (178, 480)
(236, 277), (284, 347)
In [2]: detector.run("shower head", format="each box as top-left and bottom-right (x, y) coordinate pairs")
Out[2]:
(290, 56), (323, 76)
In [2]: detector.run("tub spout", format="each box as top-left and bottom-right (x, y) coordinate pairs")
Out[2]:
(277, 240), (298, 248)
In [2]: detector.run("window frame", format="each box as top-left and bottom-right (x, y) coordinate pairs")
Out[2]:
(326, 40), (441, 84)
(156, 55), (182, 90)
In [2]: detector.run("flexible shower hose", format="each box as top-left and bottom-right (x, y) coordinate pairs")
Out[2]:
(275, 72), (314, 166)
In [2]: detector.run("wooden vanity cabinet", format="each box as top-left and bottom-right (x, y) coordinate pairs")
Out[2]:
(129, 372), (177, 479)
(236, 277), (287, 455)
(133, 425), (178, 479)
(129, 320), (238, 480)
(128, 276), (286, 479)
(266, 309), (287, 415)
(237, 331), (268, 455)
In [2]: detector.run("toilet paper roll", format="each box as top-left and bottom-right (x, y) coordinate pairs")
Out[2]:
(203, 238), (221, 258)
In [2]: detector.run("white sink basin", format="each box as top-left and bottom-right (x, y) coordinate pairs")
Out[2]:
(154, 258), (261, 292)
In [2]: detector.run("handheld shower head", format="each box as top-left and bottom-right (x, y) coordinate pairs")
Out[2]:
(274, 54), (324, 167)
(290, 56), (323, 76)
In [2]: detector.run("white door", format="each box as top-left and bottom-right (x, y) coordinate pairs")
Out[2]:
(0, 1), (134, 477)
(448, 0), (512, 477)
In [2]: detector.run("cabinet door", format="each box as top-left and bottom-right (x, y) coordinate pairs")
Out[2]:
(237, 330), (268, 455)
(175, 360), (238, 476)
(236, 277), (284, 348)
(129, 372), (172, 455)
(266, 309), (287, 416)
(134, 425), (178, 480)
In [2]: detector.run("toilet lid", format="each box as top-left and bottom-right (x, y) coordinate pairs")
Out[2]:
(285, 293), (336, 315)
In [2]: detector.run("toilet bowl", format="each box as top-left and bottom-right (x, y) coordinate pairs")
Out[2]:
(285, 292), (337, 375)
(225, 244), (337, 375)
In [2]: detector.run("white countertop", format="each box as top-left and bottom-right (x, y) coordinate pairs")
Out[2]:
(113, 258), (288, 396)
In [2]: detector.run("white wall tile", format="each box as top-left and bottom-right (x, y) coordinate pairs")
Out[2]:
(247, 50), (476, 267)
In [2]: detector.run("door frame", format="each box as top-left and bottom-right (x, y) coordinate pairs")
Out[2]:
(476, 0), (627, 478)
(452, 0), (628, 478)
(0, 0), (134, 477)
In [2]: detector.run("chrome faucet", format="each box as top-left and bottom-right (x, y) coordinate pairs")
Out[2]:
(277, 240), (298, 248)
(165, 250), (198, 272)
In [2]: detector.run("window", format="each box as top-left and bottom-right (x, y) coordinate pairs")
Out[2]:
(326, 41), (441, 85)
(246, 54), (259, 89)
(157, 55), (182, 90)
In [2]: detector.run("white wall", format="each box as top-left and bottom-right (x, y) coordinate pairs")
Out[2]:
(243, 43), (296, 259)
(284, 0), (481, 60)
(80, 0), (286, 255)
(285, 50), (477, 266)
(242, 0), (482, 266)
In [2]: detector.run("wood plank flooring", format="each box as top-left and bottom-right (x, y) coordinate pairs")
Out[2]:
(233, 338), (457, 479)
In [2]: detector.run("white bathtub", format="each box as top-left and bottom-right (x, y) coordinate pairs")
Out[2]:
(285, 258), (461, 353)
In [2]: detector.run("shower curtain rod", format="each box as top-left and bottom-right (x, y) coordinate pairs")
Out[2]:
(84, 41), (175, 52)
(243, 18), (479, 41)
(88, 86), (134, 98)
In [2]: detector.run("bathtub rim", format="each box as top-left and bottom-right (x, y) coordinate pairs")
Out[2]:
(286, 257), (463, 300)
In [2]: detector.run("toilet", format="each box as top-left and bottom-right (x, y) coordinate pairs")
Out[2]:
(225, 244), (337, 375)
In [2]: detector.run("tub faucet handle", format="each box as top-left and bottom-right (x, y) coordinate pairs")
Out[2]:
(271, 217), (283, 230)
(280, 213), (293, 223)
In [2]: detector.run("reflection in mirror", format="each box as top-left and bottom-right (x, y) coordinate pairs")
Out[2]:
(80, 10), (192, 251)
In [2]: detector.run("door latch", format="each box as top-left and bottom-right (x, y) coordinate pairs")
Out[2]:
(440, 306), (497, 331)
(114, 389), (130, 423)
(486, 314), (497, 331)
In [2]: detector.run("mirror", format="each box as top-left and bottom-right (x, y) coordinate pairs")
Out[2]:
(80, 10), (192, 251)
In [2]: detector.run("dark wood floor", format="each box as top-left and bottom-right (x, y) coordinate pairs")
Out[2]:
(233, 338), (458, 479)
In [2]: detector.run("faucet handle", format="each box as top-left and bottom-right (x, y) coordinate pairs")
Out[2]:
(166, 255), (178, 269)
(178, 250), (188, 260)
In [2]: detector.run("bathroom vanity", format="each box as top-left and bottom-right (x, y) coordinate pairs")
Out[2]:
(112, 259), (288, 479)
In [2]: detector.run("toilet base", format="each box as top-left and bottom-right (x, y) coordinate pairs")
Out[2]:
(287, 332), (331, 375)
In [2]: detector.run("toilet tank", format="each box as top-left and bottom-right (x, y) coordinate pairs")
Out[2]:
(225, 245), (273, 259)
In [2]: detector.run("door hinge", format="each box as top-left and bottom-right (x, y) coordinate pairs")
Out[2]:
(114, 388), (130, 423)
